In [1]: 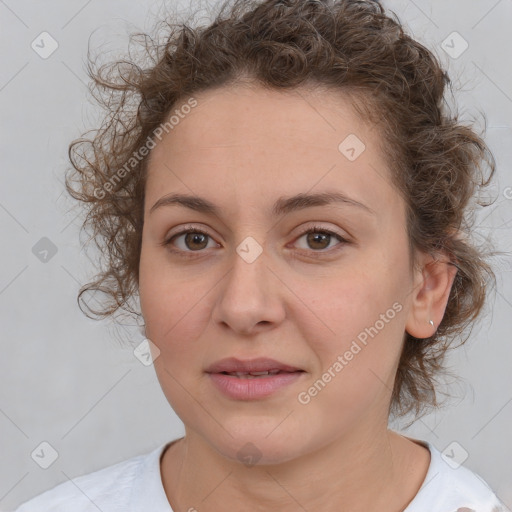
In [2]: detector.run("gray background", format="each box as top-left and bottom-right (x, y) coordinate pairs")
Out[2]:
(1, 0), (511, 510)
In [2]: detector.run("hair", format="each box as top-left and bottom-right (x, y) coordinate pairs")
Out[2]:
(66, 0), (497, 421)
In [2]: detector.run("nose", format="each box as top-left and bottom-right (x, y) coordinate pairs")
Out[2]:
(211, 245), (286, 336)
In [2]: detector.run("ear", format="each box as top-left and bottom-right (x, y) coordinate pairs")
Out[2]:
(405, 251), (458, 339)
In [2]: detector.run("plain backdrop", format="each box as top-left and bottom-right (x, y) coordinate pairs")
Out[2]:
(1, 0), (511, 510)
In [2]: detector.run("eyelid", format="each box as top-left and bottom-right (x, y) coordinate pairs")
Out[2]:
(290, 222), (350, 242)
(160, 224), (219, 247)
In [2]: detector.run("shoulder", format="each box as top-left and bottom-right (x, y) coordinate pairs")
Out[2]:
(14, 443), (170, 512)
(405, 437), (506, 512)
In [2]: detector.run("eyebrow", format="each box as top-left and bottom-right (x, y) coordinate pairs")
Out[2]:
(149, 191), (375, 217)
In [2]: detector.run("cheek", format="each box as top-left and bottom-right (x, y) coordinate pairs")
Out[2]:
(139, 249), (213, 365)
(298, 264), (403, 348)
(140, 277), (208, 351)
(294, 263), (407, 403)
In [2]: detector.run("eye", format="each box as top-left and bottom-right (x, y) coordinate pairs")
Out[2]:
(293, 225), (349, 254)
(161, 226), (218, 255)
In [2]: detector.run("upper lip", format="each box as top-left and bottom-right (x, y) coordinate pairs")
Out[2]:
(205, 357), (304, 374)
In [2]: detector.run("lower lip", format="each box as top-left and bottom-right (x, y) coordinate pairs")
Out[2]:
(207, 372), (304, 400)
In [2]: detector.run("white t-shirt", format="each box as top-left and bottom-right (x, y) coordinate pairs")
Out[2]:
(14, 436), (506, 512)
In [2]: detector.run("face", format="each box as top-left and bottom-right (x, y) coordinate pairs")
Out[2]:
(139, 84), (418, 464)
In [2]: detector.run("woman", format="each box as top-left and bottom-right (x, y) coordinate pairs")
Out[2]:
(15, 0), (506, 510)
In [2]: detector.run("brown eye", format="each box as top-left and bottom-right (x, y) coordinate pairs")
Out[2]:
(182, 231), (209, 251)
(305, 231), (331, 250)
(295, 226), (348, 252)
(162, 227), (217, 254)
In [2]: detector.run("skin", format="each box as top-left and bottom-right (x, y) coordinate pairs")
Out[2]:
(138, 83), (457, 512)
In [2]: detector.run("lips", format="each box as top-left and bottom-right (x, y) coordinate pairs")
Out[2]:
(220, 370), (283, 378)
(205, 357), (305, 399)
(205, 357), (304, 375)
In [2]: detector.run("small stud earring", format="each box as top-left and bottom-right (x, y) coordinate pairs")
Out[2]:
(429, 319), (434, 327)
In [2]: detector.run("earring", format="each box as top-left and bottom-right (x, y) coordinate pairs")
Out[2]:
(428, 319), (434, 327)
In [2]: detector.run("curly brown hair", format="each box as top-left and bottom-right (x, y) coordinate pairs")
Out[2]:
(66, 0), (497, 420)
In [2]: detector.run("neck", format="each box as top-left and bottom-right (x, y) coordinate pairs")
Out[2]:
(160, 425), (430, 512)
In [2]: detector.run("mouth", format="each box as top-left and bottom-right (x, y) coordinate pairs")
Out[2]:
(205, 358), (306, 400)
(217, 369), (302, 379)
(205, 357), (305, 375)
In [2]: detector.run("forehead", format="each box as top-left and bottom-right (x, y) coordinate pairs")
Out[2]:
(153, 84), (377, 154)
(145, 84), (398, 218)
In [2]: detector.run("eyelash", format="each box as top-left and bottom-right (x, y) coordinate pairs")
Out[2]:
(161, 224), (350, 259)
